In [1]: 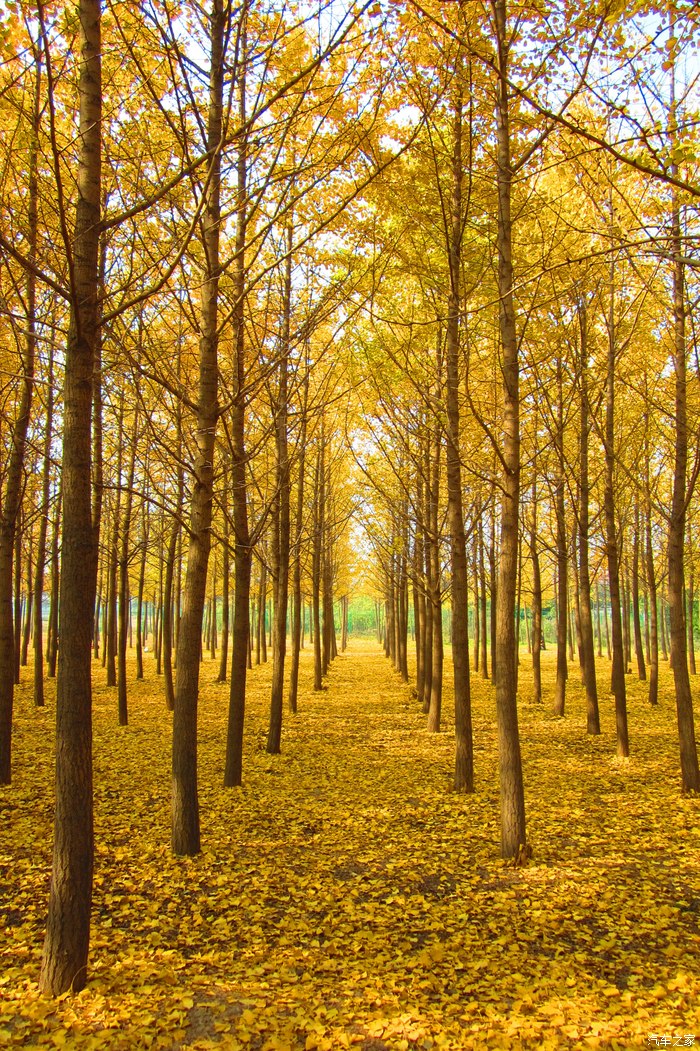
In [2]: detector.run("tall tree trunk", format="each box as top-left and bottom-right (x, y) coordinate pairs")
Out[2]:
(667, 86), (700, 789)
(288, 366), (308, 713)
(267, 222), (292, 754)
(46, 490), (61, 680)
(577, 305), (600, 733)
(0, 35), (39, 777)
(444, 76), (473, 791)
(553, 358), (567, 717)
(622, 565), (632, 673)
(312, 442), (324, 690)
(224, 15), (251, 786)
(427, 422), (442, 731)
(39, 0), (101, 995)
(530, 481), (542, 705)
(117, 408), (138, 726)
(472, 530), (480, 674)
(479, 515), (488, 678)
(493, 0), (527, 859)
(632, 502), (646, 680)
(604, 254), (629, 757)
(217, 462), (230, 683)
(135, 504), (148, 681)
(21, 528), (34, 668)
(172, 0), (225, 854)
(105, 403), (124, 690)
(681, 521), (693, 676)
(34, 336), (55, 707)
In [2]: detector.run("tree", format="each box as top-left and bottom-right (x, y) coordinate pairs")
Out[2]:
(39, 0), (102, 996)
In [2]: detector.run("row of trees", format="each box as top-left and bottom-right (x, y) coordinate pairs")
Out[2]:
(350, 0), (700, 858)
(1, 0), (699, 999)
(0, 0), (391, 995)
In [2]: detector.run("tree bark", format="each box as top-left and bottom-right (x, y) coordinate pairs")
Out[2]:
(493, 0), (527, 859)
(267, 222), (292, 754)
(224, 15), (251, 786)
(39, 0), (101, 995)
(0, 35), (39, 777)
(117, 408), (138, 725)
(667, 109), (700, 790)
(604, 255), (629, 757)
(553, 358), (567, 717)
(34, 335), (55, 708)
(172, 0), (226, 855)
(444, 76), (473, 791)
(577, 305), (600, 734)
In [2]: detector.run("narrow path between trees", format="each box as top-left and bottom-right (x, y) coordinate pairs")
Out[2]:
(2, 642), (699, 1049)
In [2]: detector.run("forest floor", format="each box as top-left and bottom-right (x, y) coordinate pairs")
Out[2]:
(1, 640), (700, 1050)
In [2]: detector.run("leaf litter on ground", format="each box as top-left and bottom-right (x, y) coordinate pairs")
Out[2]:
(1, 640), (699, 1050)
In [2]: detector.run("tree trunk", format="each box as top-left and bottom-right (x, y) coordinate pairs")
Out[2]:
(39, 0), (101, 995)
(0, 34), (39, 776)
(117, 409), (138, 726)
(46, 492), (61, 680)
(217, 467), (230, 683)
(135, 506), (148, 681)
(34, 337), (55, 708)
(577, 306), (600, 733)
(687, 520), (696, 676)
(172, 0), (226, 854)
(493, 0), (527, 859)
(530, 482), (542, 705)
(553, 358), (567, 717)
(667, 116), (700, 790)
(479, 514), (488, 679)
(288, 366), (308, 713)
(224, 20), (251, 786)
(444, 77), (473, 791)
(632, 501), (646, 680)
(267, 222), (292, 754)
(604, 254), (629, 757)
(427, 423), (442, 731)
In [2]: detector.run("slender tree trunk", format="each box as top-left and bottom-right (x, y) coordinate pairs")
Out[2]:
(39, 0), (101, 995)
(105, 405), (124, 690)
(47, 491), (61, 680)
(667, 106), (700, 789)
(21, 529), (34, 668)
(493, 0), (527, 859)
(604, 254), (629, 757)
(288, 367), (308, 713)
(172, 0), (226, 854)
(444, 77), (473, 791)
(632, 502), (646, 680)
(217, 465), (230, 683)
(117, 409), (138, 726)
(577, 308), (600, 733)
(312, 442), (323, 690)
(0, 36), (40, 776)
(553, 358), (567, 717)
(135, 506), (148, 681)
(224, 17), (251, 786)
(267, 222), (292, 754)
(530, 481), (542, 705)
(687, 520), (696, 675)
(622, 565), (632, 673)
(34, 338), (55, 708)
(472, 529), (480, 674)
(595, 579), (601, 657)
(427, 423), (442, 731)
(479, 515), (488, 679)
